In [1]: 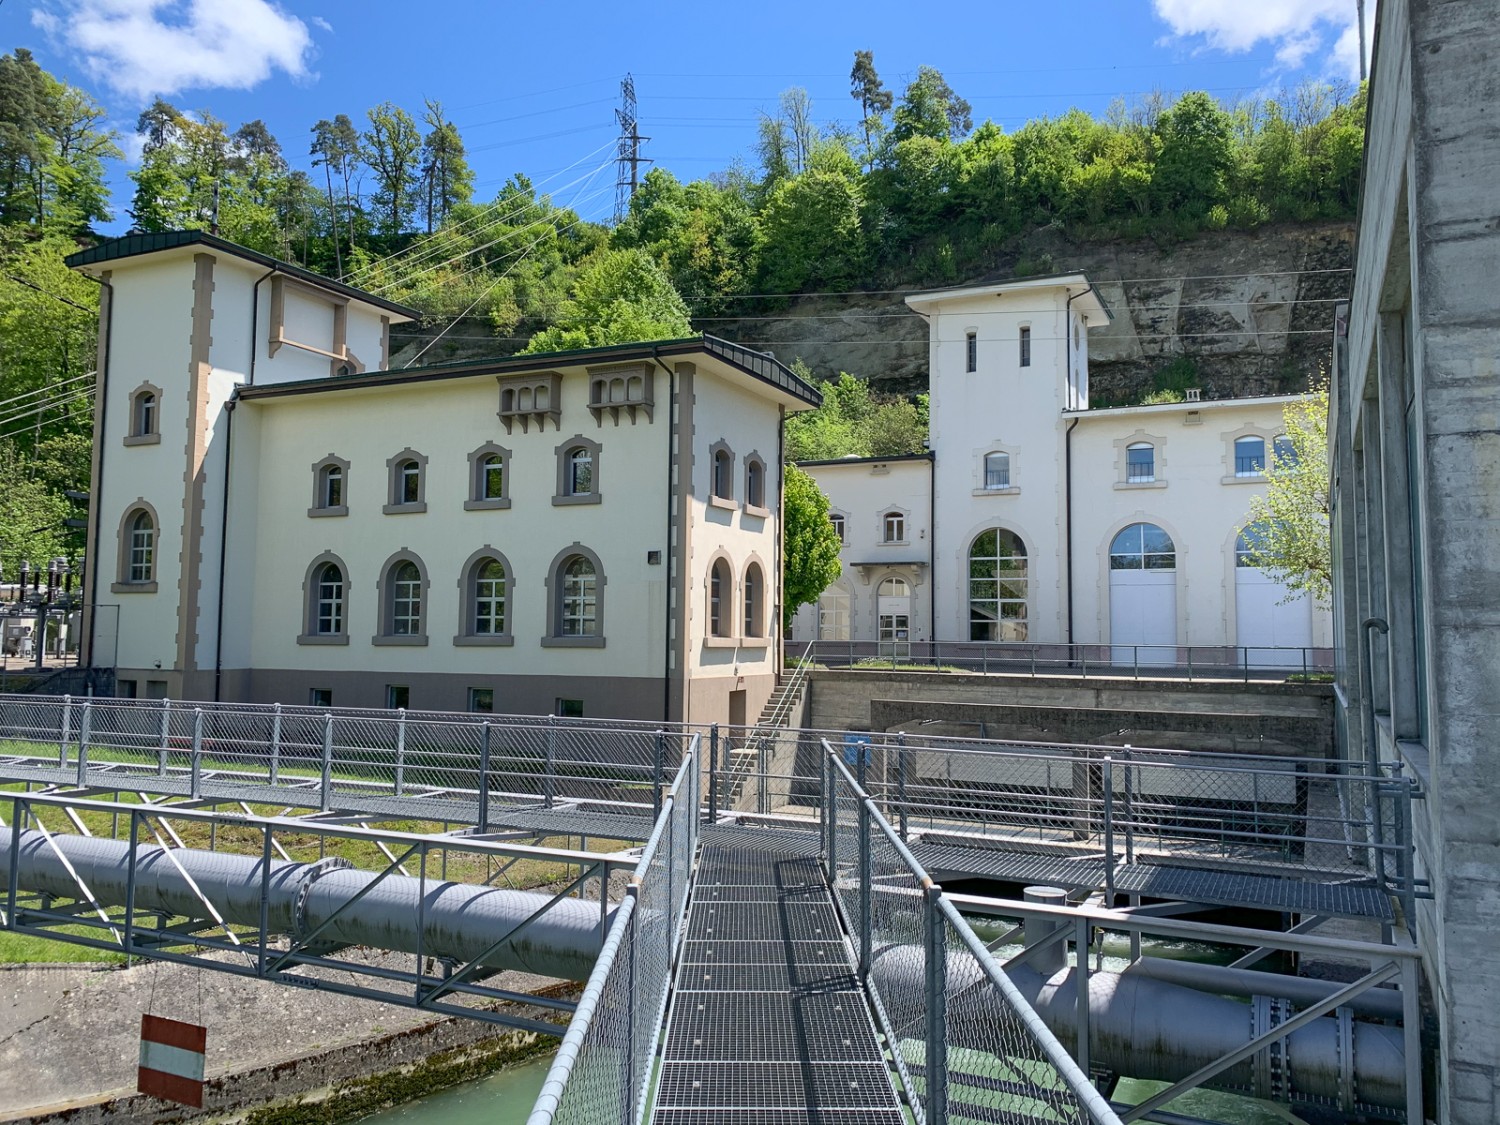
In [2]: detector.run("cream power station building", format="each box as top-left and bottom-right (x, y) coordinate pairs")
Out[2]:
(71, 231), (820, 726)
(794, 274), (1332, 661)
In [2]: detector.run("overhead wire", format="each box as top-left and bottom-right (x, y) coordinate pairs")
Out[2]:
(0, 371), (97, 411)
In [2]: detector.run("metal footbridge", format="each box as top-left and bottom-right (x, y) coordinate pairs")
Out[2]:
(0, 695), (1425, 1124)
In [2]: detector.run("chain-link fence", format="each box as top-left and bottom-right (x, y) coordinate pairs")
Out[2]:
(526, 736), (698, 1125)
(822, 739), (1122, 1125)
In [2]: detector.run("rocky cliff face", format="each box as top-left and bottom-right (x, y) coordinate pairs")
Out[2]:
(392, 221), (1354, 405)
(707, 221), (1354, 402)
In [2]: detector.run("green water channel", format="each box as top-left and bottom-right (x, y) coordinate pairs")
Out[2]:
(342, 1053), (554, 1125)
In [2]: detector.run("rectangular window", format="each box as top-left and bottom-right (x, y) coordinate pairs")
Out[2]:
(146, 680), (168, 700)
(1235, 437), (1266, 477)
(117, 679), (137, 699)
(883, 512), (905, 542)
(469, 687), (494, 714)
(556, 698), (584, 719)
(1126, 444), (1155, 483)
(386, 684), (409, 710)
(1019, 326), (1031, 367)
(965, 331), (977, 373)
(310, 688), (333, 708)
(829, 514), (845, 544)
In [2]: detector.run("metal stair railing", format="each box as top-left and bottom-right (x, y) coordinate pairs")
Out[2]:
(716, 640), (814, 816)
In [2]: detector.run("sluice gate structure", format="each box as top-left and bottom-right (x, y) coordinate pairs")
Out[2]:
(0, 694), (1424, 1123)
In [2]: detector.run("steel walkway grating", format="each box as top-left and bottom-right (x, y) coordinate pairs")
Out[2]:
(1114, 862), (1394, 921)
(701, 824), (823, 856)
(651, 845), (905, 1122)
(908, 841), (1105, 887)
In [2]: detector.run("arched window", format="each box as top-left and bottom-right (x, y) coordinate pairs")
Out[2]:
(466, 444), (511, 510)
(126, 510), (154, 584)
(709, 557), (732, 637)
(479, 456), (504, 499)
(1235, 436), (1266, 477)
(883, 511), (906, 543)
(133, 390), (156, 436)
(398, 461), (420, 503)
(313, 562), (345, 634)
(1236, 523), (1270, 568)
(879, 576), (910, 598)
(553, 436), (602, 506)
(385, 449), (428, 512)
(829, 513), (846, 544)
(319, 463), (343, 508)
(744, 562), (765, 637)
(387, 561), (423, 635)
(472, 558), (507, 634)
(568, 447), (593, 494)
(745, 457), (766, 509)
(1126, 442), (1155, 483)
(1110, 522), (1176, 570)
(969, 529), (1028, 642)
(559, 555), (598, 637)
(1272, 434), (1297, 468)
(983, 451), (1010, 490)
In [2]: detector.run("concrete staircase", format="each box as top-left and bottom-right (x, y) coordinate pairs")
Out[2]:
(719, 646), (812, 814)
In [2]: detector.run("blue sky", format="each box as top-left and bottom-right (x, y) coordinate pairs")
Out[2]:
(10, 0), (1372, 234)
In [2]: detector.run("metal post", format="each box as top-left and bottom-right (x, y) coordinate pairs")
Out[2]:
(653, 730), (665, 820)
(269, 702), (282, 785)
(1103, 757), (1115, 899)
(544, 714), (556, 809)
(625, 884), (640, 1124)
(1123, 746), (1135, 865)
(5, 798), (19, 927)
(1075, 914), (1092, 1076)
(158, 699), (170, 777)
(709, 723), (719, 822)
(478, 722), (491, 829)
(257, 822), (273, 976)
(827, 753), (838, 887)
(58, 694), (71, 767)
(189, 708), (203, 800)
(1401, 955), (1423, 1125)
(320, 712), (333, 811)
(393, 706), (405, 796)
(124, 810), (140, 960)
(858, 797), (872, 977)
(75, 698), (92, 787)
(1133, 645), (1139, 680)
(896, 732), (908, 841)
(924, 884), (948, 1125)
(757, 735), (768, 815)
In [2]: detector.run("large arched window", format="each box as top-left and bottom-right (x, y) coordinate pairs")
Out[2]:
(969, 528), (1028, 642)
(126, 509), (155, 584)
(375, 553), (428, 643)
(560, 555), (598, 637)
(313, 562), (345, 634)
(473, 558), (507, 633)
(1110, 522), (1176, 570)
(818, 585), (851, 640)
(743, 562), (765, 638)
(709, 557), (732, 637)
(879, 576), (910, 598)
(454, 548), (514, 645)
(1236, 523), (1269, 567)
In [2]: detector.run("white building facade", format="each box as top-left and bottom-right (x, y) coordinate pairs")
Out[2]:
(72, 232), (818, 725)
(799, 274), (1331, 661)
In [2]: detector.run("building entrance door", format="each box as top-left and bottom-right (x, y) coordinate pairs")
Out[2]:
(877, 576), (912, 660)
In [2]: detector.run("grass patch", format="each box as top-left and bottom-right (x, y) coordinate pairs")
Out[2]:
(0, 927), (126, 964)
(848, 658), (969, 673)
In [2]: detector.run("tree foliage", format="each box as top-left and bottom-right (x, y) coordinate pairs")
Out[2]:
(1243, 382), (1332, 606)
(785, 371), (928, 461)
(521, 248), (691, 353)
(782, 464), (844, 629)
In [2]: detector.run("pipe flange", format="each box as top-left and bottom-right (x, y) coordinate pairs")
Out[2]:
(293, 856), (354, 939)
(1337, 1005), (1355, 1112)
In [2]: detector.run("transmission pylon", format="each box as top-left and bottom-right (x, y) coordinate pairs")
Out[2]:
(614, 74), (652, 224)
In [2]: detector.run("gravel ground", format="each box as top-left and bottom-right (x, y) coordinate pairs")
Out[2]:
(0, 958), (557, 1114)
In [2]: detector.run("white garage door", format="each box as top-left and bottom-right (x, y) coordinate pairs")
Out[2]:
(1235, 528), (1313, 668)
(1109, 523), (1177, 666)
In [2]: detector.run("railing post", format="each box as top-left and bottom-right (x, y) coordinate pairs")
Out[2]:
(319, 712), (333, 810)
(1133, 645), (1140, 680)
(1187, 647), (1194, 682)
(757, 735), (768, 816)
(393, 706), (406, 796)
(76, 698), (92, 787)
(625, 883), (641, 1124)
(478, 721), (492, 829)
(58, 694), (72, 767)
(158, 699), (171, 777)
(827, 754), (839, 887)
(896, 732), (908, 841)
(544, 714), (556, 809)
(1123, 746), (1135, 865)
(1075, 914), (1092, 1076)
(924, 885), (948, 1125)
(269, 702), (282, 785)
(189, 707), (203, 800)
(708, 723), (719, 822)
(858, 796), (872, 978)
(653, 729), (665, 821)
(1103, 757), (1115, 900)
(1401, 955), (1423, 1125)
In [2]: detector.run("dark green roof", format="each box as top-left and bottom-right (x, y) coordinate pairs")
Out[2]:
(64, 230), (420, 319)
(235, 334), (822, 408)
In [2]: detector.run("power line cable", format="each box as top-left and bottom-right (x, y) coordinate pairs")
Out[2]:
(0, 371), (96, 411)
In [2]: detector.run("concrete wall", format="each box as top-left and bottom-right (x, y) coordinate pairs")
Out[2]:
(1331, 0), (1500, 1118)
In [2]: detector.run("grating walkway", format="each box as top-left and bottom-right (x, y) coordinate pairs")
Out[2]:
(1114, 861), (1394, 921)
(650, 844), (905, 1123)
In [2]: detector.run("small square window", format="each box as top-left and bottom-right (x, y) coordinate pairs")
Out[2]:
(556, 698), (584, 719)
(386, 685), (409, 710)
(469, 687), (494, 713)
(117, 679), (138, 699)
(310, 688), (333, 708)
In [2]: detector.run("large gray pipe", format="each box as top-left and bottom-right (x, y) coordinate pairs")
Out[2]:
(0, 830), (609, 981)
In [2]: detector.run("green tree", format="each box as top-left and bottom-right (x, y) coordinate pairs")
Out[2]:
(784, 372), (927, 461)
(0, 440), (68, 574)
(1243, 382), (1331, 605)
(849, 51), (893, 170)
(891, 66), (971, 144)
(521, 248), (691, 353)
(1152, 91), (1233, 215)
(311, 114), (363, 269)
(362, 102), (421, 237)
(419, 100), (473, 233)
(782, 464), (843, 630)
(756, 145), (865, 293)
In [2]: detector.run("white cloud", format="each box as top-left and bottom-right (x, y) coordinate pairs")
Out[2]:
(1152, 0), (1374, 80)
(32, 0), (316, 102)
